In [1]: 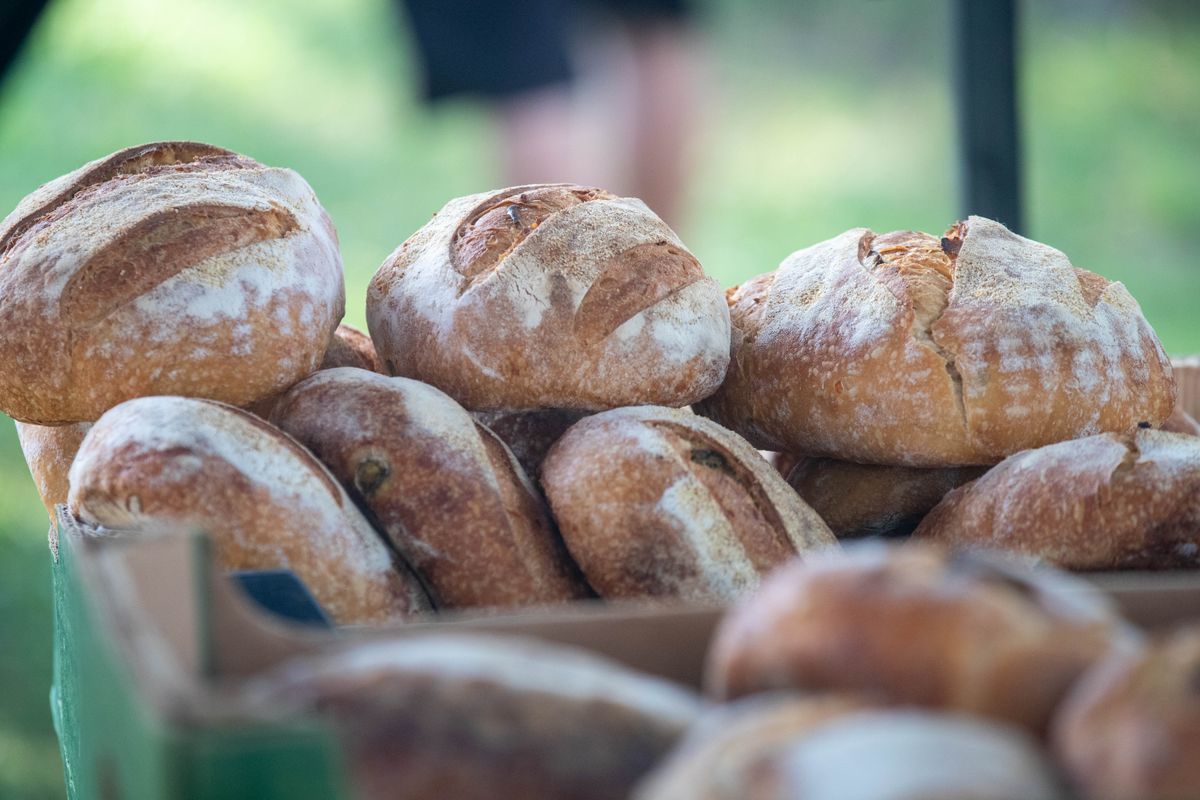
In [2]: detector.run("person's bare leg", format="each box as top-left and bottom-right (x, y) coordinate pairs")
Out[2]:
(625, 20), (702, 228)
(492, 85), (578, 186)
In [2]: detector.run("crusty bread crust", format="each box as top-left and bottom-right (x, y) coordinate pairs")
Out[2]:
(785, 458), (986, 538)
(245, 634), (703, 800)
(366, 185), (730, 411)
(473, 408), (590, 480)
(0, 141), (345, 424)
(1053, 627), (1200, 800)
(913, 429), (1200, 569)
(705, 544), (1123, 733)
(68, 396), (429, 625)
(541, 406), (836, 603)
(699, 217), (1175, 466)
(15, 421), (91, 518)
(271, 368), (590, 609)
(319, 323), (384, 373)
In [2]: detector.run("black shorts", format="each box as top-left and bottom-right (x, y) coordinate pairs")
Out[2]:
(398, 0), (694, 102)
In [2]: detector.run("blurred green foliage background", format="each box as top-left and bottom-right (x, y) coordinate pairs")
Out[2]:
(1, 0), (1197, 796)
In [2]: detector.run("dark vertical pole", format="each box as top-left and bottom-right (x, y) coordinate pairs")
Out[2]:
(953, 0), (1024, 233)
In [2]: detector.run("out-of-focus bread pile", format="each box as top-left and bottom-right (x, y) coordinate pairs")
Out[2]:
(4, 142), (1199, 799)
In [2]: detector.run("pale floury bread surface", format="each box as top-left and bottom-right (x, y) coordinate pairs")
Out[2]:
(706, 543), (1125, 733)
(699, 216), (1175, 466)
(0, 141), (345, 424)
(366, 185), (731, 411)
(1053, 627), (1200, 800)
(15, 421), (91, 519)
(244, 634), (704, 800)
(270, 368), (590, 609)
(68, 396), (430, 625)
(541, 406), (837, 603)
(913, 429), (1200, 569)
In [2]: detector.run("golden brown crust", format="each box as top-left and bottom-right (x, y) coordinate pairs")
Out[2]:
(270, 369), (590, 609)
(699, 217), (1175, 466)
(15, 421), (91, 519)
(367, 184), (730, 412)
(1053, 627), (1200, 800)
(67, 396), (430, 625)
(541, 406), (836, 603)
(785, 458), (987, 539)
(319, 323), (383, 373)
(0, 141), (345, 424)
(705, 543), (1123, 733)
(245, 634), (703, 800)
(912, 429), (1200, 569)
(472, 408), (590, 480)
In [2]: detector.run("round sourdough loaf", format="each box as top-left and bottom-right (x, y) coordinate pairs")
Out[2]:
(705, 543), (1125, 733)
(912, 429), (1200, 569)
(15, 421), (91, 519)
(366, 185), (730, 411)
(698, 217), (1175, 466)
(68, 396), (430, 625)
(270, 368), (590, 609)
(0, 141), (345, 424)
(784, 457), (987, 539)
(541, 406), (836, 603)
(633, 694), (868, 800)
(1053, 627), (1200, 800)
(245, 634), (704, 800)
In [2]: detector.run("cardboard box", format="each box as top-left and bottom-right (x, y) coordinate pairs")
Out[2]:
(50, 509), (1200, 800)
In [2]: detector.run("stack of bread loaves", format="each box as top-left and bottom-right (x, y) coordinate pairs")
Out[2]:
(698, 218), (1200, 568)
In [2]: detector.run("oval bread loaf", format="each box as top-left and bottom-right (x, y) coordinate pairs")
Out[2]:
(0, 141), (345, 424)
(912, 429), (1200, 569)
(16, 421), (91, 519)
(245, 634), (705, 800)
(541, 406), (837, 603)
(706, 543), (1125, 733)
(699, 217), (1175, 466)
(68, 396), (430, 625)
(271, 368), (590, 609)
(472, 408), (590, 480)
(785, 457), (986, 539)
(367, 184), (731, 411)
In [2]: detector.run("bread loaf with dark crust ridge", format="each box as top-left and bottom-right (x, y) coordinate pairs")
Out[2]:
(367, 184), (730, 412)
(706, 543), (1124, 734)
(68, 396), (430, 625)
(912, 429), (1200, 569)
(1053, 627), (1200, 800)
(15, 421), (91, 519)
(699, 217), (1175, 466)
(271, 368), (591, 609)
(0, 141), (345, 424)
(472, 408), (590, 480)
(541, 406), (837, 603)
(245, 634), (705, 800)
(784, 457), (987, 539)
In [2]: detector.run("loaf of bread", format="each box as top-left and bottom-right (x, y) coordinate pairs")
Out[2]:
(68, 396), (430, 625)
(16, 421), (91, 519)
(366, 185), (730, 411)
(706, 543), (1124, 732)
(643, 710), (1064, 800)
(633, 694), (868, 800)
(913, 429), (1200, 569)
(1054, 627), (1200, 800)
(1163, 405), (1200, 436)
(1174, 356), (1200, 419)
(245, 634), (704, 800)
(541, 406), (836, 603)
(270, 368), (590, 609)
(0, 141), (345, 424)
(784, 458), (986, 538)
(699, 217), (1175, 466)
(473, 408), (589, 479)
